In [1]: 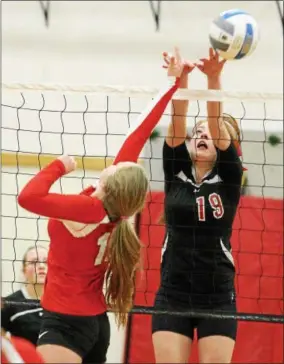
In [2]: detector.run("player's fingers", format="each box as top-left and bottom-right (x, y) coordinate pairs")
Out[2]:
(162, 65), (169, 69)
(58, 154), (69, 163)
(214, 49), (219, 60)
(163, 56), (170, 65)
(196, 64), (204, 71)
(169, 56), (176, 68)
(184, 62), (195, 72)
(162, 52), (170, 63)
(174, 46), (181, 64)
(58, 155), (76, 173)
(195, 60), (204, 67)
(164, 52), (172, 59)
(209, 47), (214, 59)
(220, 58), (227, 66)
(185, 61), (196, 69)
(165, 53), (174, 65)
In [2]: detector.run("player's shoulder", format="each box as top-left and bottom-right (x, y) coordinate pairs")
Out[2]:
(3, 290), (25, 302)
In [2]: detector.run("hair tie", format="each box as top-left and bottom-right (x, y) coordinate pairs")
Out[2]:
(120, 216), (128, 221)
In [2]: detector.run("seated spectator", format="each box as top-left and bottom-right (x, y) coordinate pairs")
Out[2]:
(2, 246), (48, 345)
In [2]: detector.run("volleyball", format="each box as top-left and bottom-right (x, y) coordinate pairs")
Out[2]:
(209, 9), (259, 60)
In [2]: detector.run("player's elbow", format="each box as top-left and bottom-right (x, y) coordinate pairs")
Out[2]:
(18, 193), (42, 216)
(18, 190), (34, 211)
(18, 191), (27, 207)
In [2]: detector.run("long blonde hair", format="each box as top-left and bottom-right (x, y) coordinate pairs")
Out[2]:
(103, 164), (148, 327)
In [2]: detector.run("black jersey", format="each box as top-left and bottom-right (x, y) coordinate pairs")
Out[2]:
(1, 288), (43, 345)
(160, 141), (243, 306)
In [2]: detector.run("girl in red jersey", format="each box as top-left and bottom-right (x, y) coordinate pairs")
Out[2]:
(18, 48), (186, 364)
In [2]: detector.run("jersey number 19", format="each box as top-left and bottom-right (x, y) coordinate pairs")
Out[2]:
(196, 193), (224, 221)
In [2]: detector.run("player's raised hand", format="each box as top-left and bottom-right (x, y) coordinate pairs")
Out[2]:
(196, 48), (226, 78)
(58, 155), (77, 174)
(162, 49), (195, 78)
(165, 47), (193, 78)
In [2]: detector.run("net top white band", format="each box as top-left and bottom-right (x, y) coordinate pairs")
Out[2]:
(2, 83), (283, 102)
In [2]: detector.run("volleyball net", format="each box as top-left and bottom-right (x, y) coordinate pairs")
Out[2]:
(1, 83), (283, 362)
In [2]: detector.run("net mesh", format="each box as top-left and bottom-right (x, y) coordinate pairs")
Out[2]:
(1, 84), (283, 324)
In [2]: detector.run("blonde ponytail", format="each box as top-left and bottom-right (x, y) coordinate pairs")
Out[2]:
(102, 163), (148, 327)
(105, 219), (141, 327)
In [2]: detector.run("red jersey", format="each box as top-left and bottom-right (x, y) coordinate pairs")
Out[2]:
(1, 336), (44, 363)
(18, 79), (179, 316)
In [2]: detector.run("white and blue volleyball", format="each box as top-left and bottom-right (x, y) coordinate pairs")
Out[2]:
(209, 9), (259, 60)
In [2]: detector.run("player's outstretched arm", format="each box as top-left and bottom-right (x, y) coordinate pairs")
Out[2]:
(162, 50), (195, 148)
(18, 49), (184, 223)
(160, 49), (195, 179)
(18, 157), (107, 223)
(197, 48), (243, 184)
(17, 73), (180, 223)
(196, 48), (231, 151)
(114, 47), (185, 164)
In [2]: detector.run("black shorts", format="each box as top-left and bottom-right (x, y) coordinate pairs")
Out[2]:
(37, 310), (110, 362)
(152, 292), (237, 341)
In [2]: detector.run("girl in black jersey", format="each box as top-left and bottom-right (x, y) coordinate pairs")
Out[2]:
(152, 48), (243, 363)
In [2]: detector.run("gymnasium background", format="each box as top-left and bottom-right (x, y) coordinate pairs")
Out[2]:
(2, 1), (283, 363)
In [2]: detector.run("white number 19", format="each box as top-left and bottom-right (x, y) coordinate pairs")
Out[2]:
(196, 193), (224, 221)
